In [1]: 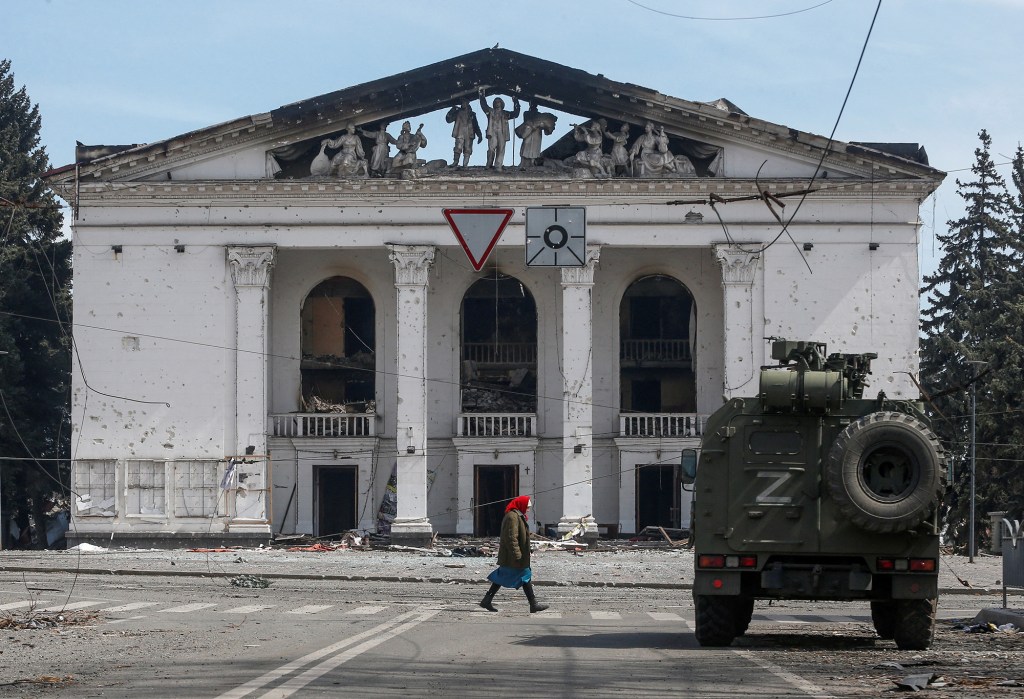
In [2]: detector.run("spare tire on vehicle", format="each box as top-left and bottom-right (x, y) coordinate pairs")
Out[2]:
(825, 411), (945, 533)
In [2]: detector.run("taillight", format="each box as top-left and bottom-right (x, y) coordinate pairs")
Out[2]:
(698, 554), (756, 569)
(698, 554), (726, 568)
(878, 557), (936, 572)
(738, 555), (757, 569)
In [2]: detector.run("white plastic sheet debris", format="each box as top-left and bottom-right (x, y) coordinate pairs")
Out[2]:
(68, 542), (108, 552)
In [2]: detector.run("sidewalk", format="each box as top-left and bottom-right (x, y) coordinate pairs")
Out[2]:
(0, 542), (1012, 596)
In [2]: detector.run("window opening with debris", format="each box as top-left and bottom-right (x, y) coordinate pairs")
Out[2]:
(73, 459), (117, 517)
(126, 459), (165, 516)
(474, 464), (519, 536)
(300, 276), (376, 414)
(315, 465), (357, 538)
(460, 272), (537, 413)
(173, 460), (220, 518)
(636, 463), (682, 531)
(619, 275), (696, 413)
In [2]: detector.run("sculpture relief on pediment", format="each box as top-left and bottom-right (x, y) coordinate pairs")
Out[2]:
(265, 94), (723, 182)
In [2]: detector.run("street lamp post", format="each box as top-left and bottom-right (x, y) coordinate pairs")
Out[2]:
(966, 359), (987, 563)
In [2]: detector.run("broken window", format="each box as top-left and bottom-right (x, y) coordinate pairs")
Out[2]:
(73, 460), (116, 517)
(620, 275), (696, 413)
(300, 276), (376, 413)
(126, 460), (165, 516)
(173, 460), (219, 518)
(460, 272), (537, 413)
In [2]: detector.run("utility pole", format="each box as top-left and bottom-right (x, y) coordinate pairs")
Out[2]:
(967, 359), (987, 563)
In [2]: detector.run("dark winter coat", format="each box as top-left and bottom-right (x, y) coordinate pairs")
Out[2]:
(496, 509), (530, 569)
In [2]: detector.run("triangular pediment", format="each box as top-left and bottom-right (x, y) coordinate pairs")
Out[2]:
(45, 48), (943, 189)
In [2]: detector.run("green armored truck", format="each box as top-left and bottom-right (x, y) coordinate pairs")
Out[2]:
(688, 340), (946, 649)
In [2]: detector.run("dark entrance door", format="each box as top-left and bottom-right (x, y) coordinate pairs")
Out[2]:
(475, 465), (519, 536)
(316, 465), (357, 538)
(636, 464), (681, 531)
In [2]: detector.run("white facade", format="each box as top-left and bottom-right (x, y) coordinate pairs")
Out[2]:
(46, 50), (942, 547)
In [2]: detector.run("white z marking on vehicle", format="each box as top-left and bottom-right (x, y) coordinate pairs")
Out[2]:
(755, 471), (794, 504)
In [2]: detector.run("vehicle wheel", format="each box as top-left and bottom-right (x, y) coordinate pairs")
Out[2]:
(694, 594), (737, 647)
(825, 412), (945, 533)
(870, 600), (896, 640)
(734, 597), (755, 637)
(893, 598), (936, 650)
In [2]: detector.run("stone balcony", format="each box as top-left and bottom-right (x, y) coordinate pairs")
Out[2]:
(619, 412), (706, 438)
(269, 413), (376, 438)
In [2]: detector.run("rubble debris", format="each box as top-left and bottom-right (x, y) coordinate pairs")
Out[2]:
(451, 546), (491, 557)
(68, 542), (107, 552)
(893, 673), (941, 691)
(0, 609), (99, 630)
(230, 575), (270, 589)
(873, 662), (905, 671)
(300, 394), (376, 414)
(188, 548), (233, 553)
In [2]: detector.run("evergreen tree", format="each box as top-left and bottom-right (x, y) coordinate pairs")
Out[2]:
(0, 59), (72, 548)
(920, 130), (1024, 553)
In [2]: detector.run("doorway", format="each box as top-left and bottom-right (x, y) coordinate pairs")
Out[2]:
(636, 464), (681, 531)
(315, 465), (357, 538)
(474, 465), (519, 536)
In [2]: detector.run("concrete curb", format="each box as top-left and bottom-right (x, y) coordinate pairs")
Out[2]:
(1, 564), (1020, 596)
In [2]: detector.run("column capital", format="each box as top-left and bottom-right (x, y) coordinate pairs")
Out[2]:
(560, 245), (601, 286)
(388, 244), (436, 286)
(228, 246), (276, 288)
(713, 245), (759, 286)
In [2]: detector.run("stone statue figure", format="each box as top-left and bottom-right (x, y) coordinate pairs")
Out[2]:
(358, 123), (397, 177)
(629, 122), (695, 177)
(478, 89), (520, 171)
(573, 119), (610, 177)
(317, 123), (367, 177)
(515, 102), (557, 167)
(391, 121), (427, 171)
(446, 99), (482, 167)
(604, 123), (631, 176)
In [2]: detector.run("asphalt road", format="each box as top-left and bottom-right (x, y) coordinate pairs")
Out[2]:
(2, 571), (1021, 698)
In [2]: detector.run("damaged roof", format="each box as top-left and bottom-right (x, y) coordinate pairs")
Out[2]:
(45, 47), (943, 182)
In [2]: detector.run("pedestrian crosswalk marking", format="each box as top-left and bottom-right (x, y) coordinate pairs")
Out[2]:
(160, 602), (218, 613)
(287, 605), (334, 615)
(590, 611), (621, 620)
(647, 611), (682, 621)
(346, 605), (387, 615)
(224, 604), (276, 614)
(102, 602), (159, 613)
(0, 600), (50, 611)
(37, 601), (104, 612)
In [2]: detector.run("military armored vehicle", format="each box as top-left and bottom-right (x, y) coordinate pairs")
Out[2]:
(687, 340), (946, 649)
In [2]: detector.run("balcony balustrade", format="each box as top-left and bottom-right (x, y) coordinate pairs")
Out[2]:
(619, 413), (706, 438)
(270, 413), (376, 438)
(457, 413), (536, 437)
(620, 338), (691, 362)
(462, 342), (537, 365)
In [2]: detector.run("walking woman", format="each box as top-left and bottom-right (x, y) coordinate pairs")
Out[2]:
(479, 496), (549, 613)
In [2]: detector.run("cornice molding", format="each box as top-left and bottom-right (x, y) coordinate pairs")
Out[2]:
(58, 176), (937, 208)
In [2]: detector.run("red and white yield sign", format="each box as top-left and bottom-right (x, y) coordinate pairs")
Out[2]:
(443, 208), (514, 271)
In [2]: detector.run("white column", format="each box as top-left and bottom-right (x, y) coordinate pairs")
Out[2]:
(228, 246), (276, 455)
(714, 245), (761, 400)
(557, 245), (600, 538)
(388, 244), (435, 545)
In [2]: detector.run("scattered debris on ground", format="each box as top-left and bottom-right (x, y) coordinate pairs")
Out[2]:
(0, 609), (99, 630)
(229, 575), (270, 589)
(0, 675), (76, 688)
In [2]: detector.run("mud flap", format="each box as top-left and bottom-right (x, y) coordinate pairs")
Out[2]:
(890, 574), (938, 599)
(694, 571), (742, 595)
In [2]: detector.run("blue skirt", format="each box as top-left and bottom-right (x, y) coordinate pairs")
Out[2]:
(487, 565), (532, 589)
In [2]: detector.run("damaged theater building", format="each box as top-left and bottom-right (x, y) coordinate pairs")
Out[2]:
(43, 49), (943, 548)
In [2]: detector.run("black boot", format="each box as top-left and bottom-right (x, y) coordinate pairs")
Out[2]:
(479, 583), (500, 612)
(523, 583), (549, 613)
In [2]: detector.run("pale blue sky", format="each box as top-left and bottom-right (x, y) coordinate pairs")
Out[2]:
(4, 0), (1023, 277)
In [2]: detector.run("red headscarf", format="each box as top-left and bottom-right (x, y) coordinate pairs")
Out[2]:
(505, 496), (531, 520)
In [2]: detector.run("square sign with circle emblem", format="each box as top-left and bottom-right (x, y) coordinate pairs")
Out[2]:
(525, 207), (586, 267)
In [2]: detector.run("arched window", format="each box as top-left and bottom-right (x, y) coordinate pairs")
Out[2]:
(460, 272), (537, 413)
(619, 275), (696, 413)
(300, 276), (375, 409)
